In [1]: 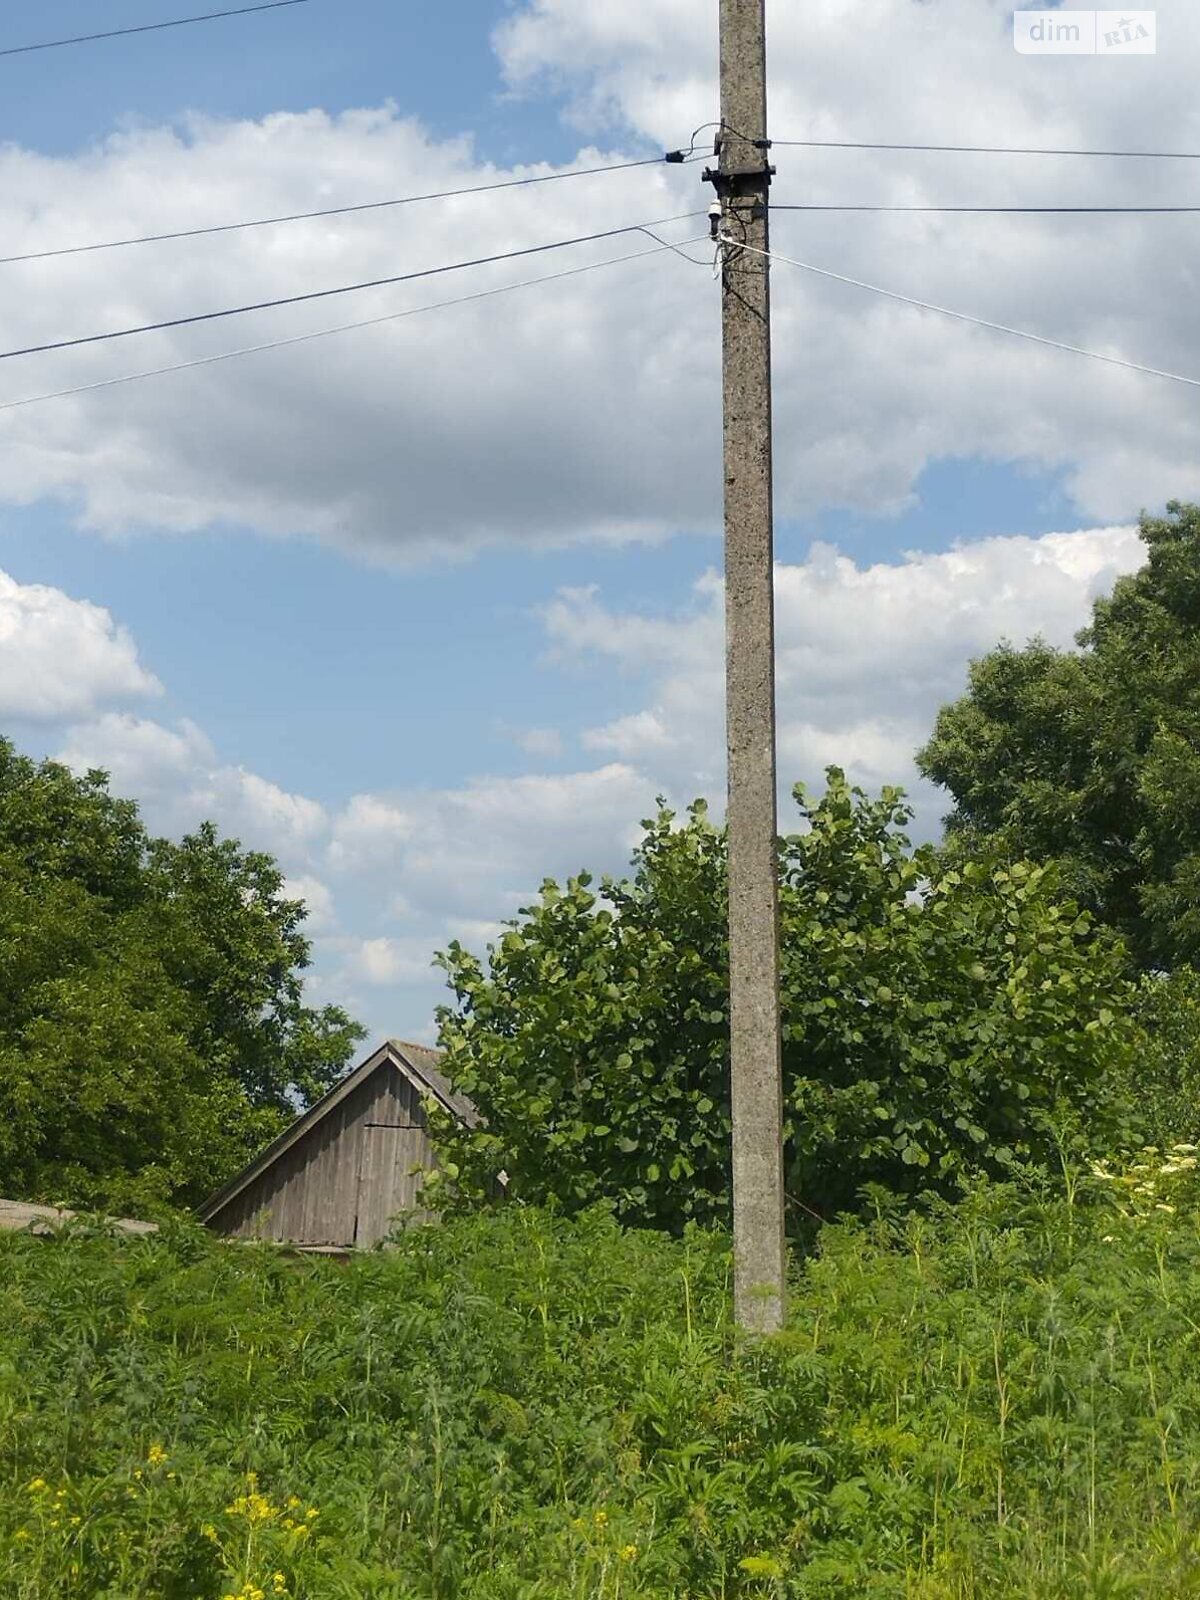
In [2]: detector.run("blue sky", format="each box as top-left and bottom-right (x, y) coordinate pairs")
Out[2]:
(1, 0), (1197, 1040)
(9, 2), (566, 161)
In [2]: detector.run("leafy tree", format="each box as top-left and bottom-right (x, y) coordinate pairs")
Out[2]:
(433, 772), (1135, 1229)
(918, 501), (1200, 970)
(0, 738), (363, 1212)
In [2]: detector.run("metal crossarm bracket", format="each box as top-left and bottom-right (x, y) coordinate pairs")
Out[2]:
(702, 163), (776, 198)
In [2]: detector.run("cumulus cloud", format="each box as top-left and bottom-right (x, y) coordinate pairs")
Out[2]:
(283, 873), (337, 934)
(0, 109), (712, 558)
(0, 3), (1197, 557)
(330, 764), (657, 916)
(547, 523), (1146, 828)
(0, 569), (160, 721)
(328, 793), (415, 873)
(342, 936), (437, 988)
(58, 712), (326, 850)
(53, 707), (657, 1035)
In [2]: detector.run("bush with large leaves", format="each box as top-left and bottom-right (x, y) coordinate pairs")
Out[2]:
(434, 772), (1136, 1229)
(0, 738), (363, 1213)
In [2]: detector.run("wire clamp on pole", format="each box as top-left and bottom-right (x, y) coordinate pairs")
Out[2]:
(701, 163), (776, 198)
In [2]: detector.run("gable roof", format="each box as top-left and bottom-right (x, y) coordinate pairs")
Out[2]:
(388, 1038), (478, 1128)
(196, 1039), (477, 1224)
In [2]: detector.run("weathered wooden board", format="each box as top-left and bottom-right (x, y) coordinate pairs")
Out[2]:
(0, 1199), (157, 1237)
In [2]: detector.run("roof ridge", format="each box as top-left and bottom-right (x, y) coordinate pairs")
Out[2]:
(389, 1036), (443, 1056)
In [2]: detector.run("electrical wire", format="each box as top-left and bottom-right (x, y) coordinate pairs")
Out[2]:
(0, 156), (698, 267)
(0, 211), (705, 363)
(0, 233), (708, 414)
(683, 122), (723, 156)
(0, 1), (310, 57)
(780, 204), (1200, 214)
(721, 234), (1200, 390)
(769, 138), (1200, 160)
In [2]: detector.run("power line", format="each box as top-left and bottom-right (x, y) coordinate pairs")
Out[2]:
(768, 138), (1200, 160)
(0, 1), (310, 58)
(0, 233), (708, 413)
(776, 204), (1200, 214)
(0, 212), (704, 363)
(0, 155), (700, 268)
(724, 234), (1200, 390)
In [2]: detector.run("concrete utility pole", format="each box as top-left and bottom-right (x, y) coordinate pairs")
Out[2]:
(705, 0), (787, 1335)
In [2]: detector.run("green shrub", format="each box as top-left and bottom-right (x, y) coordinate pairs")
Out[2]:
(433, 772), (1137, 1228)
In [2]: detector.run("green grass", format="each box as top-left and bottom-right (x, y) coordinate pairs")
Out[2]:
(2, 1176), (1199, 1598)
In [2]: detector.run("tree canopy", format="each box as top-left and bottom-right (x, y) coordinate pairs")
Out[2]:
(0, 738), (363, 1213)
(433, 772), (1135, 1230)
(918, 502), (1200, 970)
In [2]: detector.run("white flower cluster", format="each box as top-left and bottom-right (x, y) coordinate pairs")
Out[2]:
(1091, 1144), (1200, 1227)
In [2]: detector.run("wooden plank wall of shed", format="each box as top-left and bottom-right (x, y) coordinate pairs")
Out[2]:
(211, 1064), (438, 1246)
(354, 1124), (432, 1245)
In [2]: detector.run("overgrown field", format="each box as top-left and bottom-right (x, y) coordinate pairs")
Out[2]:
(3, 1174), (1200, 1599)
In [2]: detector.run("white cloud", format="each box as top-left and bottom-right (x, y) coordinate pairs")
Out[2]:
(344, 936), (436, 988)
(331, 764), (657, 916)
(53, 709), (657, 1035)
(0, 5), (1197, 557)
(448, 917), (509, 948)
(283, 873), (337, 934)
(0, 110), (711, 558)
(0, 569), (160, 721)
(58, 712), (326, 850)
(548, 523), (1146, 828)
(584, 708), (674, 756)
(329, 793), (415, 872)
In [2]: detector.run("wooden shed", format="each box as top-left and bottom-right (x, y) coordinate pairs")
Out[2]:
(197, 1039), (477, 1251)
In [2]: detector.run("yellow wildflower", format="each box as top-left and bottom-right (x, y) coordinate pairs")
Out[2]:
(226, 1492), (277, 1524)
(14, 1529), (29, 1542)
(201, 1524), (218, 1542)
(26, 1480), (48, 1494)
(272, 1575), (288, 1594)
(593, 1509), (608, 1529)
(620, 1544), (639, 1562)
(147, 1444), (168, 1467)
